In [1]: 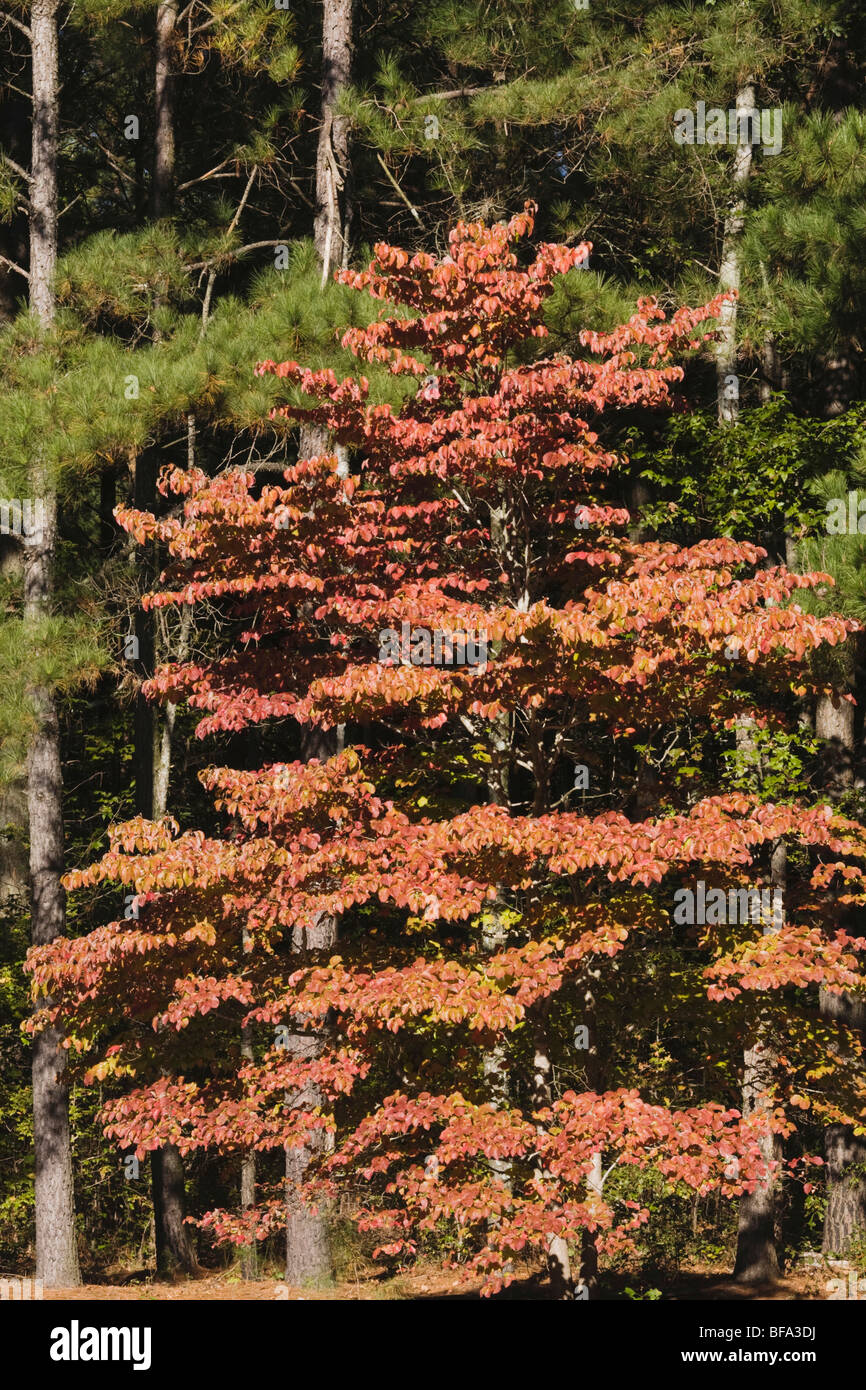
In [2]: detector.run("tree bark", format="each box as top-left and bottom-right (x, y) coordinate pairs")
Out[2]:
(152, 1), (177, 219)
(814, 679), (866, 1255)
(716, 84), (755, 426)
(281, 0), (354, 1284)
(284, 847), (337, 1285)
(133, 463), (197, 1276)
(29, 0), (58, 326)
(815, 692), (855, 794)
(284, 1013), (334, 1287)
(312, 0), (353, 284)
(151, 1144), (196, 1276)
(26, 0), (81, 1289)
(733, 837), (785, 1283)
(532, 1019), (574, 1298)
(820, 987), (866, 1257)
(240, 1017), (258, 1279)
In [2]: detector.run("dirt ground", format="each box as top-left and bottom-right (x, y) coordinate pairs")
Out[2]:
(39, 1261), (836, 1301)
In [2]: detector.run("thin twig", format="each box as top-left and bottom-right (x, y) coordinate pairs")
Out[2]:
(176, 156), (236, 194)
(198, 167), (258, 335)
(375, 153), (422, 228)
(226, 165), (257, 236)
(59, 191), (82, 219)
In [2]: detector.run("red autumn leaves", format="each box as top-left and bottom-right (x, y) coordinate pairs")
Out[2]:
(26, 202), (866, 1294)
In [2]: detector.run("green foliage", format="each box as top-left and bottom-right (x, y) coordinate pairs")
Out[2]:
(628, 400), (865, 547)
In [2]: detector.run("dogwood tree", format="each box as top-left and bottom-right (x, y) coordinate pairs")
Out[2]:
(28, 205), (866, 1296)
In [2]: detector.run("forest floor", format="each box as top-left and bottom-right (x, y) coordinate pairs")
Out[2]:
(41, 1261), (835, 1301)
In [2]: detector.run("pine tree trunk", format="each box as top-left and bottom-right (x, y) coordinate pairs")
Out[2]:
(313, 0), (353, 282)
(27, 0), (80, 1289)
(716, 84), (755, 426)
(152, 1), (177, 219)
(733, 838), (785, 1283)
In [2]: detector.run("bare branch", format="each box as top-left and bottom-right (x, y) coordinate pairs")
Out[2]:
(410, 84), (491, 104)
(226, 165), (257, 236)
(288, 176), (315, 211)
(184, 239), (285, 272)
(175, 156), (237, 194)
(59, 191), (82, 219)
(0, 252), (29, 280)
(196, 167), (258, 336)
(91, 134), (136, 187)
(375, 153), (423, 228)
(0, 9), (31, 39)
(189, 1), (245, 37)
(0, 151), (30, 182)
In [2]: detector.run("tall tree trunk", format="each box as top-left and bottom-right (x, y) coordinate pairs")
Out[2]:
(240, 1018), (258, 1279)
(1, 86), (35, 928)
(151, 1144), (196, 1276)
(152, 1), (177, 220)
(820, 989), (866, 1256)
(313, 0), (353, 285)
(283, 725), (337, 1287)
(532, 1016), (573, 1299)
(144, 7), (200, 1274)
(816, 691), (855, 794)
(814, 675), (866, 1254)
(26, 0), (80, 1289)
(733, 837), (785, 1283)
(136, 494), (197, 1276)
(716, 84), (755, 426)
(281, 0), (354, 1285)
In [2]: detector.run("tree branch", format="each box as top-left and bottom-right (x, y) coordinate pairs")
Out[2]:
(0, 151), (30, 183)
(175, 156), (237, 194)
(376, 153), (423, 228)
(59, 191), (82, 219)
(189, 1), (245, 36)
(184, 239), (285, 272)
(0, 253), (29, 280)
(226, 165), (257, 236)
(0, 9), (31, 39)
(410, 84), (492, 104)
